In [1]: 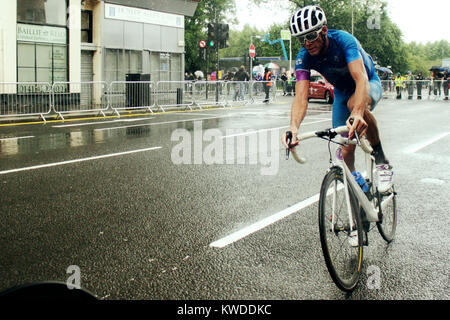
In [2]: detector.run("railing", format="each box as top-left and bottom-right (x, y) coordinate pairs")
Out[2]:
(193, 81), (229, 108)
(0, 82), (52, 121)
(155, 81), (195, 112)
(52, 81), (108, 120)
(381, 80), (449, 100)
(108, 81), (155, 115)
(0, 79), (448, 120)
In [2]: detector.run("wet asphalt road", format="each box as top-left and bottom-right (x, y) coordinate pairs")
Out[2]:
(0, 96), (449, 300)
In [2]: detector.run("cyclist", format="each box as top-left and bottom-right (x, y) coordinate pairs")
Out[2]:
(281, 5), (393, 192)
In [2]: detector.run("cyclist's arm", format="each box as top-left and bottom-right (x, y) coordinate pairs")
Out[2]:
(347, 58), (370, 139)
(282, 79), (309, 148)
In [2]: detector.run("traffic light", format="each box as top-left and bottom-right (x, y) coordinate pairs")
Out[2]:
(217, 23), (229, 49)
(251, 53), (257, 64)
(207, 23), (216, 49)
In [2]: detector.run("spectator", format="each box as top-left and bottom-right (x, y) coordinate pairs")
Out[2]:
(380, 71), (389, 92)
(432, 70), (442, 98)
(233, 65), (249, 101)
(223, 71), (233, 95)
(394, 73), (404, 99)
(281, 72), (288, 96)
(286, 72), (295, 96)
(263, 67), (273, 103)
(406, 71), (414, 100)
(415, 72), (424, 100)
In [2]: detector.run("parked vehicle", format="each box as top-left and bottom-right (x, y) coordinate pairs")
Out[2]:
(309, 70), (334, 104)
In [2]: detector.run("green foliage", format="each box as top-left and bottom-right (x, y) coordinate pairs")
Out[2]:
(185, 0), (449, 76)
(184, 0), (236, 73)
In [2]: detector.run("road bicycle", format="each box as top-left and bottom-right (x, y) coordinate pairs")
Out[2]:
(285, 124), (397, 291)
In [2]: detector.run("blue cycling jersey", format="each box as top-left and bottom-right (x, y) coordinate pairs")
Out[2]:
(295, 29), (379, 92)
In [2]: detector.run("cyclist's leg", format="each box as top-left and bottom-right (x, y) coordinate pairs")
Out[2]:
(332, 88), (357, 172)
(346, 79), (388, 165)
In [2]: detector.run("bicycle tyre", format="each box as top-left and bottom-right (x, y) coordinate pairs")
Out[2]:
(376, 185), (398, 243)
(318, 167), (364, 292)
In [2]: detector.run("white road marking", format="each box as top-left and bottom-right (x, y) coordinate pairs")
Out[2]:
(0, 136), (34, 141)
(405, 132), (450, 153)
(210, 173), (347, 248)
(94, 116), (231, 131)
(220, 119), (330, 139)
(0, 146), (162, 175)
(210, 193), (320, 248)
(53, 117), (154, 128)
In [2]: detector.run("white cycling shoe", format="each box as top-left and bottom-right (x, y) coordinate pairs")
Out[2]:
(348, 230), (359, 247)
(375, 164), (394, 193)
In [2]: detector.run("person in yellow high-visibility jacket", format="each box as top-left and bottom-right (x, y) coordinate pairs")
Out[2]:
(394, 73), (405, 99)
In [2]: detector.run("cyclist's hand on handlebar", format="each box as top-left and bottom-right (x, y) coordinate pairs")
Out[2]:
(282, 130), (299, 149)
(347, 114), (367, 140)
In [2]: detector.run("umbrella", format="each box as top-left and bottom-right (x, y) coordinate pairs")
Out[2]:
(194, 70), (204, 79)
(264, 63), (280, 69)
(429, 66), (448, 72)
(252, 64), (264, 76)
(376, 66), (392, 74)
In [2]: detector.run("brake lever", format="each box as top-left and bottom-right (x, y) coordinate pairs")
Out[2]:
(348, 118), (361, 146)
(285, 131), (292, 160)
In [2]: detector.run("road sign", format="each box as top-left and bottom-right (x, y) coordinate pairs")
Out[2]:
(249, 44), (255, 58)
(199, 40), (206, 48)
(280, 30), (291, 40)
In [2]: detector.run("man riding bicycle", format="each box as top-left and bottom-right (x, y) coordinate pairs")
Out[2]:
(281, 5), (393, 192)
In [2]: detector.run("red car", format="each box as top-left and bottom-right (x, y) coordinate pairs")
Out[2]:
(308, 70), (334, 104)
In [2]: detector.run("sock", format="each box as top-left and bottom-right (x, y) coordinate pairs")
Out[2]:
(372, 142), (388, 165)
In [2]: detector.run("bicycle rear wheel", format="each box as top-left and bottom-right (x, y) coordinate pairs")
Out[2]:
(376, 186), (398, 243)
(318, 167), (364, 292)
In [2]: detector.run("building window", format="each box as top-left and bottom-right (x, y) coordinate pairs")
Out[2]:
(81, 10), (92, 43)
(17, 0), (67, 26)
(105, 49), (142, 83)
(17, 42), (68, 83)
(149, 52), (182, 83)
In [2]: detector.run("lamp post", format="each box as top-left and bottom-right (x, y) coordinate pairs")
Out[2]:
(351, 0), (355, 35)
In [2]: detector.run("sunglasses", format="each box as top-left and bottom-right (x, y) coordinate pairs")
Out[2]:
(296, 28), (323, 44)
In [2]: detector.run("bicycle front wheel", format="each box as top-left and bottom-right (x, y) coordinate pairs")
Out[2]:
(318, 167), (364, 292)
(377, 186), (398, 243)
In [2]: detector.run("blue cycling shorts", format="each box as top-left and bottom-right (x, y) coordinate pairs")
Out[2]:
(332, 79), (383, 128)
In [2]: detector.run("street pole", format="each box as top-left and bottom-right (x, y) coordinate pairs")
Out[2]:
(351, 0), (354, 35)
(215, 22), (219, 103)
(250, 38), (253, 81)
(289, 35), (292, 74)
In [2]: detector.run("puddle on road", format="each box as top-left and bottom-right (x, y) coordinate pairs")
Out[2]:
(0, 117), (229, 157)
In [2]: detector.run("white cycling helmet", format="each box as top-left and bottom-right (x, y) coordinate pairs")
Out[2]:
(290, 5), (327, 37)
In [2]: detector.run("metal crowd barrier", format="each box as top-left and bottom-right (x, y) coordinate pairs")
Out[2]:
(0, 82), (52, 121)
(381, 80), (449, 100)
(155, 81), (195, 112)
(108, 81), (155, 115)
(1, 79), (448, 121)
(221, 81), (252, 106)
(52, 81), (108, 120)
(193, 81), (228, 108)
(251, 80), (277, 103)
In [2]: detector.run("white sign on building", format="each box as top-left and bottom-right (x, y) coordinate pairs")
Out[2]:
(105, 3), (184, 29)
(17, 24), (67, 44)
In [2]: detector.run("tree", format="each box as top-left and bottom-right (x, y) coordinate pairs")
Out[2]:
(184, 0), (236, 73)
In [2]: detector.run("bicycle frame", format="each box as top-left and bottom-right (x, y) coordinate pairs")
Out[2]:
(292, 126), (395, 224)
